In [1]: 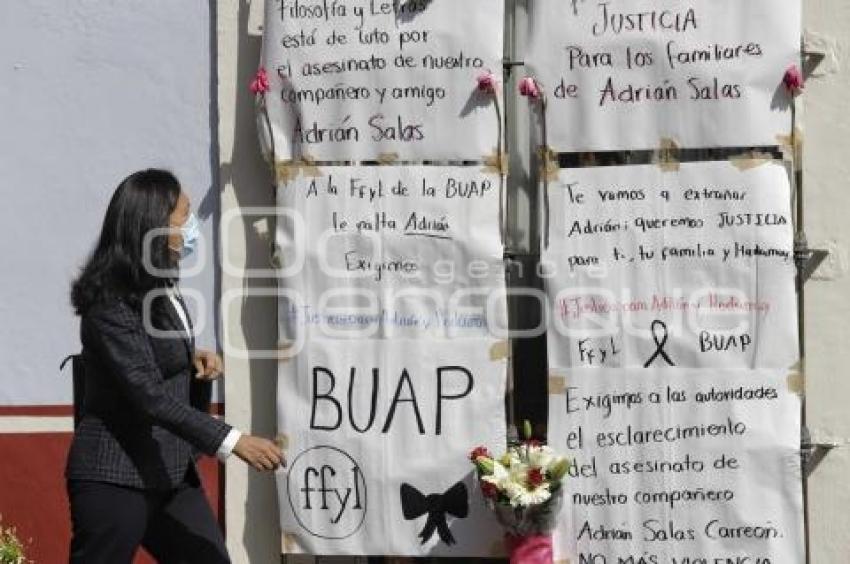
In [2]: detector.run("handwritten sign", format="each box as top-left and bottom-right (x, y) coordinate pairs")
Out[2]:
(543, 161), (798, 369)
(275, 165), (507, 343)
(261, 0), (504, 160)
(548, 367), (804, 564)
(525, 0), (800, 151)
(277, 338), (507, 555)
(274, 164), (509, 554)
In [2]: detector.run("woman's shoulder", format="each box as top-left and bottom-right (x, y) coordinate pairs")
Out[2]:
(81, 296), (142, 327)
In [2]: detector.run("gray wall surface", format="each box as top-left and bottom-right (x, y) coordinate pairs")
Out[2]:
(0, 0), (219, 405)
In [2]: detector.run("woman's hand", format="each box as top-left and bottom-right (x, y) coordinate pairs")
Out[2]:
(193, 349), (223, 380)
(232, 435), (286, 471)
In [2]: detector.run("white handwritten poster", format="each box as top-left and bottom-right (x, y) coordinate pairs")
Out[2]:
(543, 161), (802, 562)
(525, 0), (801, 151)
(543, 161), (798, 370)
(261, 0), (504, 161)
(274, 164), (509, 555)
(275, 165), (508, 344)
(278, 338), (507, 556)
(548, 368), (804, 564)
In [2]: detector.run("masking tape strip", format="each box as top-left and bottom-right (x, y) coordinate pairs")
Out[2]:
(549, 374), (567, 395)
(376, 152), (400, 165)
(275, 156), (323, 184)
(483, 148), (509, 175)
(276, 157), (500, 175)
(281, 532), (303, 554)
(490, 340), (511, 362)
(275, 433), (290, 451)
(729, 151), (774, 171)
(786, 373), (804, 395)
(539, 146), (560, 181)
(776, 127), (803, 150)
(653, 138), (681, 172)
(277, 341), (296, 362)
(787, 361), (804, 395)
(776, 128), (804, 165)
(556, 559), (572, 564)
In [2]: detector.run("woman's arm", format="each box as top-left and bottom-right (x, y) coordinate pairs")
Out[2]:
(83, 299), (231, 456)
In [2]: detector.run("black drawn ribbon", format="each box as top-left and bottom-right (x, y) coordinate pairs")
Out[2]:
(643, 320), (676, 367)
(400, 481), (468, 545)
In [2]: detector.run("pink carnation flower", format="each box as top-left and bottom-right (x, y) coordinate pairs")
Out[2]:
(250, 67), (270, 95)
(783, 65), (804, 96)
(477, 71), (498, 94)
(469, 446), (492, 461)
(518, 76), (541, 100)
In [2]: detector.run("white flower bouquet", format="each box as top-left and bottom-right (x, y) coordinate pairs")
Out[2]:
(470, 422), (570, 564)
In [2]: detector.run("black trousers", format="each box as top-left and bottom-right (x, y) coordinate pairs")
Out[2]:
(67, 463), (230, 564)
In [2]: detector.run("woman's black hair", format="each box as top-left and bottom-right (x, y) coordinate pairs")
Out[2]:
(71, 169), (182, 315)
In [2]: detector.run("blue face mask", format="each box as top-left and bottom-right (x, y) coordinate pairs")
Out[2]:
(172, 213), (200, 259)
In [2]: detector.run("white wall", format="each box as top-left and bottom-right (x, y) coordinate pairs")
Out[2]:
(216, 1), (285, 562)
(802, 2), (850, 561)
(0, 0), (220, 405)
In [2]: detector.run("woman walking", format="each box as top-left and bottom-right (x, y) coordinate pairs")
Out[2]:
(65, 169), (284, 563)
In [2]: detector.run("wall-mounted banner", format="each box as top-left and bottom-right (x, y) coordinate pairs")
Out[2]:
(543, 160), (797, 369)
(525, 0), (801, 151)
(261, 0), (504, 161)
(274, 163), (509, 555)
(277, 338), (508, 556)
(275, 165), (508, 343)
(548, 367), (804, 564)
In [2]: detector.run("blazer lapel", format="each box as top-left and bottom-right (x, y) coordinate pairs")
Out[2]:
(160, 292), (194, 365)
(173, 292), (195, 352)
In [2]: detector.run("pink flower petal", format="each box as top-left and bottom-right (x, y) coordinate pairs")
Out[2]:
(519, 76), (541, 99)
(477, 71), (498, 94)
(783, 64), (804, 96)
(250, 67), (271, 94)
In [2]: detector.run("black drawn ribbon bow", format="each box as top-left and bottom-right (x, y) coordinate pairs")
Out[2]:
(400, 481), (469, 545)
(643, 320), (676, 368)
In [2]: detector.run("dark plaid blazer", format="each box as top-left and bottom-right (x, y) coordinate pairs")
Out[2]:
(64, 292), (231, 490)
